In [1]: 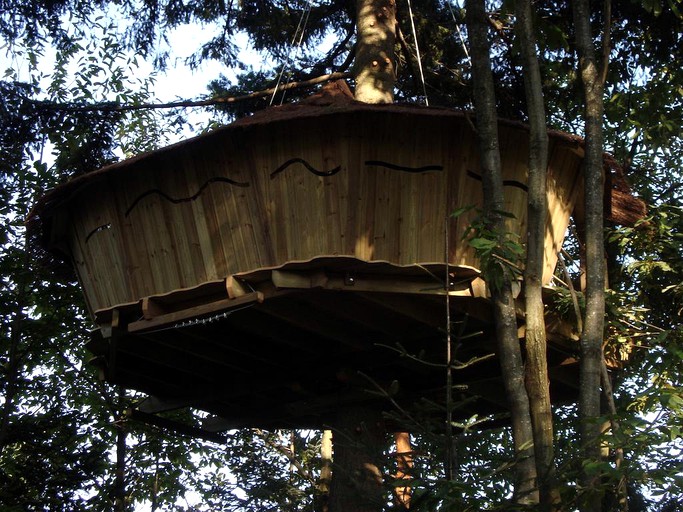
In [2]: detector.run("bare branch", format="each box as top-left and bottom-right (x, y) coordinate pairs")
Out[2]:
(37, 72), (353, 113)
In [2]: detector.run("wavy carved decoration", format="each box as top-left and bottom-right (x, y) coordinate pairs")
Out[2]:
(466, 169), (528, 192)
(365, 161), (444, 173)
(125, 176), (250, 217)
(270, 158), (342, 179)
(85, 223), (112, 243)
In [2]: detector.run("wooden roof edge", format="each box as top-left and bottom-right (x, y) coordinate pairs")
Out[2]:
(603, 154), (648, 227)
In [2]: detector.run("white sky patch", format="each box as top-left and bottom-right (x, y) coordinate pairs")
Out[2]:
(152, 28), (274, 101)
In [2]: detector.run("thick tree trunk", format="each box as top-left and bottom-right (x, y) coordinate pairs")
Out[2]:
(571, 1), (606, 511)
(513, 1), (559, 509)
(465, 0), (538, 505)
(354, 0), (396, 103)
(326, 4), (395, 510)
(328, 406), (386, 512)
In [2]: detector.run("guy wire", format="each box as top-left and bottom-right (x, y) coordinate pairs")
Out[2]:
(406, 0), (429, 105)
(270, 0), (313, 106)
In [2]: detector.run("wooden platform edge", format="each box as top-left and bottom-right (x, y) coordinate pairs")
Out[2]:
(127, 292), (264, 333)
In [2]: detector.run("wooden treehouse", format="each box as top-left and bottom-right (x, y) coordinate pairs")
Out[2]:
(33, 90), (642, 435)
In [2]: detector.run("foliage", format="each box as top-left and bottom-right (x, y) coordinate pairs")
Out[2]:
(455, 206), (524, 293)
(0, 0), (682, 510)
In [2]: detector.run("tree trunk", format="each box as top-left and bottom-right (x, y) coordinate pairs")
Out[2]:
(571, 0), (607, 510)
(354, 0), (396, 103)
(316, 429), (333, 512)
(327, 4), (395, 510)
(465, 0), (538, 505)
(514, 1), (560, 509)
(328, 406), (385, 512)
(393, 432), (413, 509)
(115, 387), (127, 512)
(0, 242), (30, 453)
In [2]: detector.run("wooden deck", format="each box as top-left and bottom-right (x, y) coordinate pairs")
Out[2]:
(87, 262), (581, 432)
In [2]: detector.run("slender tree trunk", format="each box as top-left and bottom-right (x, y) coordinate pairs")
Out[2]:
(571, 0), (607, 511)
(513, 1), (560, 509)
(115, 387), (127, 512)
(0, 290), (26, 452)
(354, 0), (397, 103)
(600, 362), (629, 512)
(0, 235), (32, 453)
(328, 406), (385, 512)
(465, 0), (538, 505)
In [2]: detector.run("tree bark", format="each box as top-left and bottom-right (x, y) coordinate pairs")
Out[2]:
(513, 1), (560, 509)
(465, 0), (538, 505)
(354, 0), (397, 103)
(115, 387), (127, 512)
(0, 242), (30, 453)
(328, 406), (386, 512)
(571, 0), (607, 511)
(393, 432), (413, 509)
(316, 429), (333, 512)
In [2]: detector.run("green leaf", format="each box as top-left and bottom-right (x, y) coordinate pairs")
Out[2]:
(469, 237), (497, 250)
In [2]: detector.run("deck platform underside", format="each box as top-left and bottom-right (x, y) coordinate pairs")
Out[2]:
(87, 267), (580, 433)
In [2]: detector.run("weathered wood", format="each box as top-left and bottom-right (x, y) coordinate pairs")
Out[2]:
(37, 104), (587, 316)
(128, 292), (263, 333)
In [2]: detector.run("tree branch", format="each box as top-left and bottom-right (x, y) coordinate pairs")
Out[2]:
(254, 429), (317, 486)
(37, 72), (353, 113)
(600, 0), (612, 86)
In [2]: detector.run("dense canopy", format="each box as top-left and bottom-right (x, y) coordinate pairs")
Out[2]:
(1, 0), (682, 510)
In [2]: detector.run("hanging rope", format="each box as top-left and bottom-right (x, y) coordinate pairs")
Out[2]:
(447, 0), (471, 61)
(406, 0), (429, 105)
(270, 0), (313, 106)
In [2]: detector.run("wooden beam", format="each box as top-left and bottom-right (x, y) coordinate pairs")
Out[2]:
(226, 275), (250, 298)
(128, 409), (226, 444)
(136, 395), (195, 414)
(269, 269), (477, 296)
(257, 297), (370, 351)
(128, 292), (263, 333)
(142, 297), (166, 320)
(358, 292), (448, 330)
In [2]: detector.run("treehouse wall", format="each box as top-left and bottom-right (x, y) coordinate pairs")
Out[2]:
(48, 105), (583, 316)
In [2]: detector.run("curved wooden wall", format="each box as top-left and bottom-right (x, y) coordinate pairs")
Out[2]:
(54, 106), (582, 315)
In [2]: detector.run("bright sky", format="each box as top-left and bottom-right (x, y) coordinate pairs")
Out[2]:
(153, 29), (270, 101)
